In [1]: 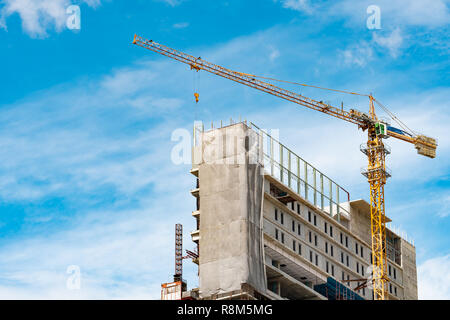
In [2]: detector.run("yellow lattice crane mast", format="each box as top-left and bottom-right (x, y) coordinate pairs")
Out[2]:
(132, 34), (437, 300)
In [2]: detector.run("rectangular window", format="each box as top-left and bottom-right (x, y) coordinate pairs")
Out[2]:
(393, 268), (396, 279)
(331, 265), (335, 276)
(355, 243), (359, 255)
(389, 265), (391, 276)
(275, 209), (278, 221)
(291, 202), (294, 211)
(308, 211), (311, 222)
(325, 242), (328, 254)
(341, 252), (344, 263)
(356, 262), (359, 273)
(340, 233), (343, 244)
(298, 243), (302, 255)
(345, 236), (348, 248)
(297, 204), (300, 214)
(292, 220), (295, 232)
(342, 271), (345, 281)
(330, 226), (333, 237)
(394, 287), (397, 296)
(281, 212), (284, 225)
(361, 247), (364, 258)
(362, 265), (365, 276)
(281, 232), (285, 244)
(314, 235), (318, 247)
(275, 229), (279, 240)
(326, 261), (329, 273)
(346, 255), (349, 267)
(313, 215), (317, 226)
(292, 240), (296, 251)
(330, 245), (334, 257)
(309, 231), (312, 243)
(324, 222), (328, 234)
(390, 284), (392, 294)
(309, 251), (313, 262)
(297, 224), (301, 236)
(315, 254), (318, 266)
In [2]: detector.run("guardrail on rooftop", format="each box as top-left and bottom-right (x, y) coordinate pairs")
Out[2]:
(249, 122), (351, 221)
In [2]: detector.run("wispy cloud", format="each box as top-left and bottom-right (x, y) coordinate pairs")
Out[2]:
(0, 203), (197, 299)
(0, 0), (101, 37)
(332, 0), (450, 28)
(276, 0), (450, 27)
(276, 0), (449, 59)
(372, 27), (404, 58)
(158, 0), (183, 7)
(268, 46), (280, 61)
(0, 55), (199, 297)
(278, 0), (312, 14)
(418, 254), (450, 299)
(438, 194), (450, 218)
(339, 41), (374, 67)
(173, 22), (189, 29)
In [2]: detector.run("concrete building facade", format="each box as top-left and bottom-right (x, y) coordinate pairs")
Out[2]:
(186, 121), (418, 300)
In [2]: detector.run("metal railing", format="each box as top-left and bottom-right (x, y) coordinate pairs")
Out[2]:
(249, 122), (351, 221)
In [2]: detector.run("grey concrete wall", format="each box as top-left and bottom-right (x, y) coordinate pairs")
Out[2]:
(401, 239), (418, 299)
(347, 205), (372, 246)
(197, 123), (267, 297)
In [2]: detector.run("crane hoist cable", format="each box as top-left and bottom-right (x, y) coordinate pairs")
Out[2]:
(245, 73), (370, 97)
(252, 73), (419, 139)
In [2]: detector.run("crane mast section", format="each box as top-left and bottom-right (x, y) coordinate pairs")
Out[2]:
(133, 35), (366, 128)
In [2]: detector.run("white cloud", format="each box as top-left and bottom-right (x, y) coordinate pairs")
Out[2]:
(437, 194), (450, 218)
(339, 41), (374, 67)
(0, 202), (197, 299)
(339, 28), (404, 62)
(173, 22), (189, 29)
(0, 60), (192, 202)
(0, 30), (206, 296)
(159, 0), (183, 7)
(333, 0), (450, 28)
(0, 0), (100, 37)
(269, 46), (280, 61)
(373, 27), (404, 58)
(278, 0), (312, 14)
(277, 0), (450, 27)
(418, 254), (450, 299)
(274, 0), (449, 59)
(383, 0), (450, 28)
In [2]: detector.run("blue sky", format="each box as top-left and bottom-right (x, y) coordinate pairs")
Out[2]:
(0, 0), (448, 299)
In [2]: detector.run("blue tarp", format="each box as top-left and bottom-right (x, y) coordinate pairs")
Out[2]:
(314, 277), (365, 300)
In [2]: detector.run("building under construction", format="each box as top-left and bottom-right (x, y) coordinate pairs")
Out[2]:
(161, 120), (418, 300)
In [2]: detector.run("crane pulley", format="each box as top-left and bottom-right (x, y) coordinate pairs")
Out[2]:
(133, 34), (437, 300)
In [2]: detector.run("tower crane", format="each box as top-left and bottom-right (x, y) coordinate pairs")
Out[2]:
(132, 34), (437, 300)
